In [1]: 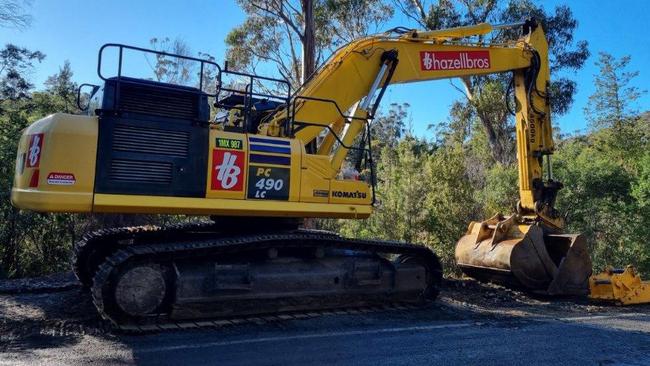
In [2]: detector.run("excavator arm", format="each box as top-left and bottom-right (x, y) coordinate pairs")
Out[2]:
(258, 19), (591, 295)
(261, 19), (561, 227)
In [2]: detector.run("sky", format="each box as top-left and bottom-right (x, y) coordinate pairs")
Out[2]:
(1, 0), (649, 137)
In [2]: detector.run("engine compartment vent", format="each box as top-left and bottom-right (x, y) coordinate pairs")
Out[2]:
(100, 77), (210, 121)
(109, 159), (173, 184)
(118, 82), (199, 120)
(113, 124), (190, 158)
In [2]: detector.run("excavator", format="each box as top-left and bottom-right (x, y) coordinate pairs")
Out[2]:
(11, 19), (595, 328)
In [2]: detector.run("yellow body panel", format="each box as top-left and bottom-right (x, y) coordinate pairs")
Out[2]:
(12, 114), (372, 218)
(299, 155), (331, 203)
(513, 28), (553, 213)
(93, 193), (371, 218)
(11, 114), (97, 212)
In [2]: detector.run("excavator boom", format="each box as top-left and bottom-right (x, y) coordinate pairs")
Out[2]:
(262, 19), (591, 295)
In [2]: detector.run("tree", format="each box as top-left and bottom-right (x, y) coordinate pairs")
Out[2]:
(301, 0), (315, 82)
(0, 0), (31, 29)
(0, 42), (44, 277)
(0, 57), (82, 277)
(0, 44), (44, 102)
(41, 60), (77, 113)
(480, 163), (518, 215)
(340, 139), (431, 244)
(145, 37), (219, 103)
(633, 152), (650, 209)
(372, 103), (409, 149)
(585, 52), (645, 130)
(421, 143), (480, 270)
(147, 37), (195, 85)
(339, 130), (480, 274)
(395, 0), (589, 164)
(584, 53), (646, 168)
(553, 137), (649, 273)
(342, 102), (411, 184)
(226, 0), (393, 89)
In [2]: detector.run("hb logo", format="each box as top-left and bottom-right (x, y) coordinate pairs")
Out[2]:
(212, 149), (245, 191)
(27, 133), (44, 168)
(216, 152), (241, 189)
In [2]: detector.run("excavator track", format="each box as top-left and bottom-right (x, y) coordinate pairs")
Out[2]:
(110, 302), (429, 334)
(74, 222), (442, 331)
(72, 221), (217, 287)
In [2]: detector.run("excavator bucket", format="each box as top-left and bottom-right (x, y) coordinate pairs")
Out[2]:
(455, 215), (592, 295)
(589, 266), (650, 305)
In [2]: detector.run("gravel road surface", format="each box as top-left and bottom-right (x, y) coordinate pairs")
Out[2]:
(1, 274), (649, 365)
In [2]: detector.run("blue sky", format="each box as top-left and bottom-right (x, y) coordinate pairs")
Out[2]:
(2, 0), (649, 136)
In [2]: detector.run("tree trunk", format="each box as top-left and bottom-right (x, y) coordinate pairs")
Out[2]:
(461, 77), (513, 165)
(301, 0), (315, 84)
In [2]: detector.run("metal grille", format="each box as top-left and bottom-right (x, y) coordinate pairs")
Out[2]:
(110, 159), (172, 184)
(113, 124), (190, 157)
(118, 83), (199, 120)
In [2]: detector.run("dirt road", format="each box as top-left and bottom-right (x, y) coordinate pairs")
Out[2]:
(1, 273), (649, 365)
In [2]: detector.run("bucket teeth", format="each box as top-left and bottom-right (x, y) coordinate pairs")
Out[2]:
(455, 216), (592, 295)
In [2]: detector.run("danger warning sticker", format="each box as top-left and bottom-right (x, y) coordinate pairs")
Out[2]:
(47, 172), (76, 185)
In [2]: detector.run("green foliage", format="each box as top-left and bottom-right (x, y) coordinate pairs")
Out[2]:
(481, 163), (518, 215)
(583, 53), (647, 171)
(0, 44), (44, 101)
(346, 102), (409, 173)
(632, 152), (650, 208)
(0, 52), (81, 277)
(340, 140), (427, 241)
(421, 144), (479, 270)
(553, 133), (650, 273)
(585, 52), (645, 130)
(340, 138), (478, 273)
(371, 102), (408, 150)
(344, 109), (650, 276)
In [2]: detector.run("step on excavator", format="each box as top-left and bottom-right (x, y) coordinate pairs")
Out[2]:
(12, 19), (596, 328)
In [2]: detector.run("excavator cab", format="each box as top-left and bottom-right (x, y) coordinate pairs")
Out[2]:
(216, 94), (284, 133)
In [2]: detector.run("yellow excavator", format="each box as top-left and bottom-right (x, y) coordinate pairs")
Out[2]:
(12, 19), (595, 328)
